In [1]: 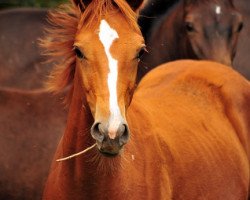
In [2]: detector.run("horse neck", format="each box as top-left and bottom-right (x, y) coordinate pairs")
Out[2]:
(144, 1), (197, 67)
(60, 84), (93, 156)
(44, 77), (172, 198)
(161, 1), (197, 59)
(46, 76), (126, 198)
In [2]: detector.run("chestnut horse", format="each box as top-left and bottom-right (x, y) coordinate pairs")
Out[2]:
(42, 0), (249, 199)
(138, 0), (243, 80)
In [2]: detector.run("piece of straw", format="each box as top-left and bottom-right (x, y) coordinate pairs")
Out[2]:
(56, 143), (97, 162)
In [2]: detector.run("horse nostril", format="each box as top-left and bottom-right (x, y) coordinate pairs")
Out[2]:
(91, 122), (105, 143)
(119, 123), (129, 146)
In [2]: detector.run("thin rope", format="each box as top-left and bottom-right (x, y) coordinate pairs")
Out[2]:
(56, 143), (97, 162)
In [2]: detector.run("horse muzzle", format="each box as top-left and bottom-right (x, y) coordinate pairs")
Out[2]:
(91, 121), (129, 155)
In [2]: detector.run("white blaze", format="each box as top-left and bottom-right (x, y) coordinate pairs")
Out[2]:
(215, 5), (221, 15)
(98, 19), (122, 139)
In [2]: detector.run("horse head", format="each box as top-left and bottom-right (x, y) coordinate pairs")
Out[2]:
(184, 0), (243, 66)
(67, 0), (145, 156)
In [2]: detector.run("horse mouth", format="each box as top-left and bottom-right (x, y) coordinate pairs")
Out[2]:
(99, 150), (119, 157)
(96, 139), (124, 157)
(98, 148), (121, 158)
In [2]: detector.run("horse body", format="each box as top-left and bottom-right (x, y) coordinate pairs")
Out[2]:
(0, 8), (50, 89)
(138, 0), (243, 80)
(130, 60), (249, 199)
(0, 8), (68, 200)
(0, 8), (69, 200)
(44, 60), (249, 199)
(0, 88), (67, 200)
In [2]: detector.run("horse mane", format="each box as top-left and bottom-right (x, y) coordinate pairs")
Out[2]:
(138, 0), (179, 38)
(40, 0), (140, 95)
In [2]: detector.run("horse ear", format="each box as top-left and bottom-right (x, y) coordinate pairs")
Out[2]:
(125, 0), (144, 11)
(71, 0), (91, 11)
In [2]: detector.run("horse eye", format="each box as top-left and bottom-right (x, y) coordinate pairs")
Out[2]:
(237, 22), (243, 32)
(185, 22), (195, 32)
(136, 47), (147, 60)
(74, 47), (84, 59)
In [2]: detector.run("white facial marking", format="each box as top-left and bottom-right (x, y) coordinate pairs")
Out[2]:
(99, 20), (122, 139)
(215, 5), (221, 15)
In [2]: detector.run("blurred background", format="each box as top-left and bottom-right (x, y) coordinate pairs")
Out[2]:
(0, 0), (67, 9)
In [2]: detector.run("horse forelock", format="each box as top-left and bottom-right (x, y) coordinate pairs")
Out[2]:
(79, 0), (140, 33)
(40, 0), (141, 98)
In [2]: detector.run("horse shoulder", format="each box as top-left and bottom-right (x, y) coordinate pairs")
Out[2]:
(181, 60), (250, 159)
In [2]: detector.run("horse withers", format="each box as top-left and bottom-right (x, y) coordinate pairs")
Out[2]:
(41, 0), (249, 199)
(138, 0), (243, 80)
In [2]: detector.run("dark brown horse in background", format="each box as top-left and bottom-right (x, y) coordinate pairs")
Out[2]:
(137, 0), (244, 80)
(0, 8), (50, 90)
(234, 0), (250, 79)
(0, 88), (67, 200)
(138, 0), (177, 37)
(0, 8), (67, 199)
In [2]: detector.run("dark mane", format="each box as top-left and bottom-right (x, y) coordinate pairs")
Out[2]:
(138, 0), (179, 38)
(40, 0), (140, 94)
